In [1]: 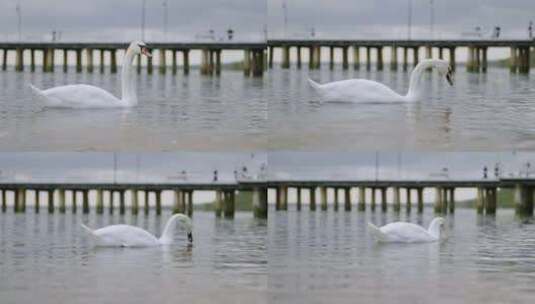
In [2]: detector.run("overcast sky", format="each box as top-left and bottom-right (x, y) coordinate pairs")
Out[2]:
(268, 0), (535, 39)
(2, 1), (534, 42)
(0, 0), (267, 42)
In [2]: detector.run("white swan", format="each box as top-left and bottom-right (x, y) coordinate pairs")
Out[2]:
(368, 217), (445, 243)
(81, 213), (193, 247)
(308, 59), (454, 103)
(29, 41), (152, 108)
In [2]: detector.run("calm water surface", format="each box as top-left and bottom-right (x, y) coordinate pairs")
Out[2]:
(267, 66), (535, 150)
(268, 208), (535, 304)
(0, 69), (267, 151)
(0, 210), (267, 304)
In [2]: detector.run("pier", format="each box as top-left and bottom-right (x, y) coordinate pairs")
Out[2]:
(267, 39), (534, 73)
(268, 178), (535, 216)
(0, 42), (266, 77)
(0, 181), (268, 219)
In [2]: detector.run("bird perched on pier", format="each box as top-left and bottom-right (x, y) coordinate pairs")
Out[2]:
(308, 59), (454, 103)
(81, 213), (193, 247)
(368, 217), (446, 243)
(29, 41), (152, 108)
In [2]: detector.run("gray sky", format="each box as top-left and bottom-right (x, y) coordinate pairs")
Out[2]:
(269, 0), (535, 39)
(0, 0), (267, 42)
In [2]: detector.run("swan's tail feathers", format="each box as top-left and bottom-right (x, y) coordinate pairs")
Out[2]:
(307, 78), (322, 91)
(368, 222), (388, 242)
(29, 84), (48, 103)
(80, 223), (94, 235)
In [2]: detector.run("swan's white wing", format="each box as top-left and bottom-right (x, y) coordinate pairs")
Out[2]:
(40, 84), (123, 108)
(315, 79), (405, 103)
(380, 222), (435, 243)
(92, 225), (159, 247)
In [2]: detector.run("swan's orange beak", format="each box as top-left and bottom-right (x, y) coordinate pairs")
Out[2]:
(141, 47), (152, 58)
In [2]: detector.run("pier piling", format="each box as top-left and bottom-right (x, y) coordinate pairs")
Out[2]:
(252, 187), (268, 218)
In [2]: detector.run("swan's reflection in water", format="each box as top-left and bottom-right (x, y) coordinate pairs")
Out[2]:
(0, 210), (267, 303)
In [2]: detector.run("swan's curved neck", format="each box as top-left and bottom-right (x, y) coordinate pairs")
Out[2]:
(427, 219), (442, 239)
(121, 48), (137, 106)
(405, 60), (434, 101)
(159, 214), (190, 244)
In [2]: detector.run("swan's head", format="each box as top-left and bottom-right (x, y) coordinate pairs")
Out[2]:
(129, 41), (152, 58)
(434, 59), (454, 86)
(428, 217), (446, 238)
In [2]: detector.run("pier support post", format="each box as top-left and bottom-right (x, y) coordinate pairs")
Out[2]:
(342, 46), (349, 70)
(308, 47), (314, 69)
(379, 187), (387, 212)
(296, 46), (302, 69)
(76, 49), (83, 73)
(296, 187), (302, 211)
(251, 50), (264, 77)
(72, 190), (77, 213)
(144, 191), (149, 215)
(34, 190), (40, 212)
(320, 187), (328, 211)
(344, 187), (351, 211)
(434, 187), (443, 213)
(99, 49), (105, 73)
(406, 188), (412, 212)
(376, 47), (384, 71)
(62, 49), (69, 73)
(390, 46), (398, 70)
(514, 184), (533, 216)
(358, 187), (366, 211)
(110, 50), (117, 73)
(2, 49), (7, 71)
(183, 50), (190, 75)
(268, 46), (274, 68)
(476, 187), (484, 214)
(42, 49), (48, 72)
(223, 191), (235, 219)
(48, 190), (54, 213)
(215, 190), (223, 217)
(15, 48), (23, 71)
(333, 188), (339, 211)
(438, 48), (444, 59)
(403, 47), (408, 71)
(412, 47), (419, 67)
(449, 188), (455, 213)
(519, 47), (531, 74)
(485, 188), (497, 215)
(481, 47), (488, 73)
(393, 187), (401, 212)
(86, 49), (94, 73)
(417, 188), (424, 213)
(159, 49), (167, 74)
(449, 47), (456, 71)
(155, 190), (162, 215)
(187, 190), (193, 217)
(119, 190), (125, 214)
(252, 187), (268, 218)
(475, 47), (481, 72)
(310, 188), (316, 211)
(58, 190), (66, 213)
(96, 190), (103, 214)
(131, 190), (138, 215)
(277, 186), (287, 210)
(15, 189), (25, 212)
(329, 46), (334, 70)
(30, 49), (35, 71)
(467, 47), (475, 72)
(282, 46), (290, 69)
(215, 50), (222, 75)
(172, 50), (177, 75)
(173, 190), (184, 214)
(243, 49), (251, 76)
(82, 190), (89, 214)
(353, 46), (360, 70)
(366, 47), (371, 71)
(313, 46), (321, 69)
(147, 54), (153, 74)
(1, 190), (5, 212)
(370, 188), (377, 211)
